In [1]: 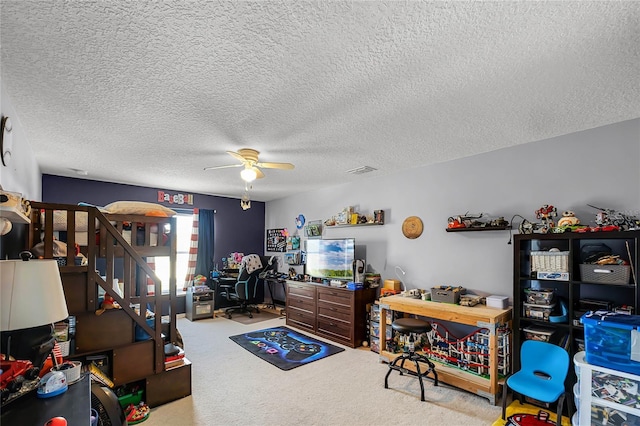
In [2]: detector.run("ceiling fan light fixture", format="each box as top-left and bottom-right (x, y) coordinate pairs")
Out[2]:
(240, 167), (257, 182)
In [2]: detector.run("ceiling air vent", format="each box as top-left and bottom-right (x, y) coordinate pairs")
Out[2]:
(345, 166), (377, 175)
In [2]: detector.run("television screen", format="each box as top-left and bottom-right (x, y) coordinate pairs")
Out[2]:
(305, 238), (355, 280)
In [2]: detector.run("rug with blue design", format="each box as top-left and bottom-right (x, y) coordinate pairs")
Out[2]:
(229, 326), (345, 370)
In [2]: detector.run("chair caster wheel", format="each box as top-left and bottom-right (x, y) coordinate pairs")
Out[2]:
(226, 314), (231, 319)
(248, 314), (253, 318)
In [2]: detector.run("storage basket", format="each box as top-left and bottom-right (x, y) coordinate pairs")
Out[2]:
(118, 390), (144, 409)
(430, 286), (465, 304)
(530, 251), (569, 273)
(54, 360), (82, 383)
(524, 288), (554, 305)
(581, 311), (640, 375)
(57, 340), (70, 357)
(523, 302), (555, 321)
(523, 325), (556, 342)
(579, 264), (631, 284)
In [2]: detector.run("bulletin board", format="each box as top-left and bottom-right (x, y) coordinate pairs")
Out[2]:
(266, 228), (287, 252)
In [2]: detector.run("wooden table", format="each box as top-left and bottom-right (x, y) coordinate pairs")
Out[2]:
(378, 295), (512, 405)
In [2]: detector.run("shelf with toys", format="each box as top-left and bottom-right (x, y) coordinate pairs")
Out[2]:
(512, 203), (640, 419)
(324, 207), (385, 228)
(446, 213), (510, 232)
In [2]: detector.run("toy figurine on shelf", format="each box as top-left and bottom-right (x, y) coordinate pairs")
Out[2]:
(535, 204), (557, 233)
(557, 210), (580, 227)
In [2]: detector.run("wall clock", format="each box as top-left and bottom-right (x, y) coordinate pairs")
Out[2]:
(402, 216), (423, 239)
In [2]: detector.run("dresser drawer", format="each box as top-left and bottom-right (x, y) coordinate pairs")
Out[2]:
(287, 306), (315, 331)
(288, 294), (316, 313)
(288, 282), (316, 299)
(317, 318), (352, 342)
(317, 287), (353, 307)
(317, 303), (352, 324)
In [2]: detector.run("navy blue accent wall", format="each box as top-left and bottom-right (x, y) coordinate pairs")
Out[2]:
(42, 175), (265, 266)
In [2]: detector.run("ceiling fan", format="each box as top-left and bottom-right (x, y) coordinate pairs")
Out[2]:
(203, 148), (295, 182)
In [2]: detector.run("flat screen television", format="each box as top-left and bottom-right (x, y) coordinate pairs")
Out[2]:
(305, 238), (355, 280)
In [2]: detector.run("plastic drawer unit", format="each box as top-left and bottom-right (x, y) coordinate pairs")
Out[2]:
(574, 351), (640, 426)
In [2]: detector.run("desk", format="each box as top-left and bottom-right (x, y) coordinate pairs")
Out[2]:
(264, 278), (287, 311)
(1, 373), (91, 425)
(378, 295), (512, 405)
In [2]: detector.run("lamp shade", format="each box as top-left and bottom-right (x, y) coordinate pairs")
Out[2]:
(1, 259), (69, 331)
(240, 167), (258, 182)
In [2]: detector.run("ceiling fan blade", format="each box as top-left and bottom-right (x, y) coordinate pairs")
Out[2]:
(203, 164), (243, 171)
(256, 161), (295, 170)
(226, 150), (249, 163)
(255, 167), (265, 179)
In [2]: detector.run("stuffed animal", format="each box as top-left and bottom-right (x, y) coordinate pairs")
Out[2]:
(95, 294), (118, 315)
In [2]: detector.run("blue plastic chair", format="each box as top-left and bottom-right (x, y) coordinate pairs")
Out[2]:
(501, 340), (570, 426)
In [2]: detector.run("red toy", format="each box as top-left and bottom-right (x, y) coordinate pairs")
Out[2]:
(1, 358), (40, 403)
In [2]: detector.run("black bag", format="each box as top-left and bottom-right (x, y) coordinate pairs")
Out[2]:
(580, 243), (612, 263)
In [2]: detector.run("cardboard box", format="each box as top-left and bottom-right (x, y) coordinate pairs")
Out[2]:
(383, 279), (401, 291)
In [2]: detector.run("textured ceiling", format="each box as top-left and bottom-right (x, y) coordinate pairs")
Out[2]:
(1, 1), (639, 202)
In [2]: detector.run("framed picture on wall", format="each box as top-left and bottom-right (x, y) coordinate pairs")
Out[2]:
(266, 228), (287, 252)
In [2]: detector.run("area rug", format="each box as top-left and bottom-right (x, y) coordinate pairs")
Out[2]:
(491, 401), (571, 426)
(225, 310), (282, 325)
(229, 326), (345, 370)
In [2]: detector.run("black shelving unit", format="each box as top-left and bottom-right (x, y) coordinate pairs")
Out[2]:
(513, 230), (639, 414)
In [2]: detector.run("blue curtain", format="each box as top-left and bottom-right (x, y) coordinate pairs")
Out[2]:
(195, 209), (215, 277)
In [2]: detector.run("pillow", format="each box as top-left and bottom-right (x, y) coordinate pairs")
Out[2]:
(103, 201), (177, 217)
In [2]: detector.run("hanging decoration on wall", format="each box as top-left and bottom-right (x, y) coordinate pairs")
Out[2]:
(266, 228), (287, 252)
(1, 116), (13, 167)
(157, 190), (194, 205)
(295, 214), (305, 229)
(402, 216), (423, 239)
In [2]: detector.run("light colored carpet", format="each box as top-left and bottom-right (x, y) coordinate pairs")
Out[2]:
(144, 314), (502, 426)
(226, 310), (282, 325)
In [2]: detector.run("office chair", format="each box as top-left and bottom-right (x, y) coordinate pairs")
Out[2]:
(501, 340), (570, 426)
(218, 257), (263, 319)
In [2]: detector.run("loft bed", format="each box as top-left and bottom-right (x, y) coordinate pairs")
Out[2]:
(27, 201), (180, 391)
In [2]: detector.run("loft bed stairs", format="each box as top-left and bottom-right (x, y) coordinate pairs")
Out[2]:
(27, 202), (191, 407)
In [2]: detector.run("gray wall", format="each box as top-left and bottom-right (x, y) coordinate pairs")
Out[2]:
(266, 118), (640, 301)
(0, 78), (41, 200)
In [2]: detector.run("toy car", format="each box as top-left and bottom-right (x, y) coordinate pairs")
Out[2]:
(1, 359), (40, 403)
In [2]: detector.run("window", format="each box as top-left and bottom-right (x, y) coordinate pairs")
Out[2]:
(154, 212), (194, 294)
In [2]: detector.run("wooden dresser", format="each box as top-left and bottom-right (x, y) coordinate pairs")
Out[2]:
(286, 281), (376, 348)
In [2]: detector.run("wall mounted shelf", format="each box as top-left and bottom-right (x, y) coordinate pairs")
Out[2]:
(445, 226), (510, 232)
(325, 222), (384, 228)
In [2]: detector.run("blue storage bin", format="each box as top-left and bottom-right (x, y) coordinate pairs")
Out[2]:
(581, 311), (640, 375)
(135, 318), (155, 341)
